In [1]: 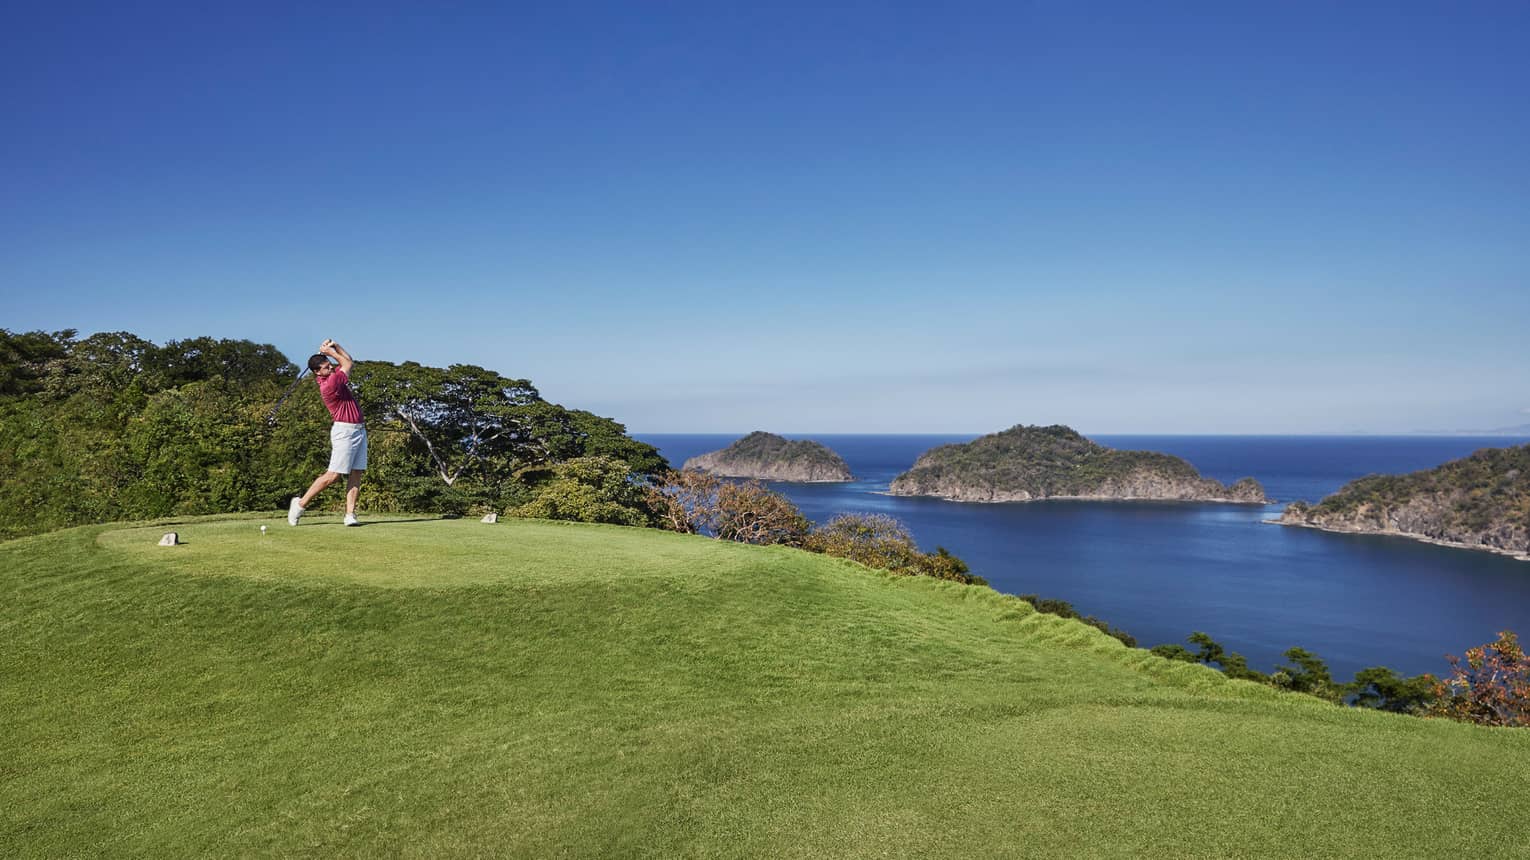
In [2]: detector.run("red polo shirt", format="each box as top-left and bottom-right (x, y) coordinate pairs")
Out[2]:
(318, 369), (363, 424)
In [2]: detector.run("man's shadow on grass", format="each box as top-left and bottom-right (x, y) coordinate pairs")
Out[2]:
(312, 517), (444, 527)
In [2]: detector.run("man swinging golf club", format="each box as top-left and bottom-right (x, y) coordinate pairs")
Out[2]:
(288, 338), (367, 527)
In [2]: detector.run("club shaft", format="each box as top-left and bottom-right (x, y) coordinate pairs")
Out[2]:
(266, 368), (309, 422)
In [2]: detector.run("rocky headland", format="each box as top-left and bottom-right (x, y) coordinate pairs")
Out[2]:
(683, 432), (854, 482)
(888, 424), (1268, 504)
(1278, 443), (1530, 561)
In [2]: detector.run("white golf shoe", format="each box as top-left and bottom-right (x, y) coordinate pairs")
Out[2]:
(288, 497), (304, 526)
(344, 513), (359, 527)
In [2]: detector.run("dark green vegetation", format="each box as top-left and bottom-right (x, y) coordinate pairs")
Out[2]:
(683, 431), (854, 481)
(1282, 444), (1530, 558)
(1028, 607), (1453, 717)
(1019, 594), (1138, 647)
(0, 329), (664, 539)
(0, 329), (993, 590)
(1151, 633), (1443, 715)
(4, 517), (1529, 857)
(889, 425), (1266, 503)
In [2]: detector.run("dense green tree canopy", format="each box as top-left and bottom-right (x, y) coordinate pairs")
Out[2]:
(0, 329), (666, 537)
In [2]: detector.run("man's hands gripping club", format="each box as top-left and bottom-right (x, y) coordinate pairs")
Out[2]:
(319, 339), (354, 374)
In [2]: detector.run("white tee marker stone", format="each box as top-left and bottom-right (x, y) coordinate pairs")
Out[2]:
(481, 513), (498, 524)
(158, 532), (179, 546)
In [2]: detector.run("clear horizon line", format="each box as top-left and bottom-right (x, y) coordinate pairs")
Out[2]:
(629, 430), (1530, 438)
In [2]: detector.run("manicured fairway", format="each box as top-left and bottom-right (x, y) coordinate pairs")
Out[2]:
(3, 515), (1528, 857)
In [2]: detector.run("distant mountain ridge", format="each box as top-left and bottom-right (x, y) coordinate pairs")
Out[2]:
(683, 432), (854, 482)
(888, 424), (1268, 504)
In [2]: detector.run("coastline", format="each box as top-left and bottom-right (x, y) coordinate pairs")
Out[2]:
(1270, 518), (1530, 562)
(710, 475), (855, 483)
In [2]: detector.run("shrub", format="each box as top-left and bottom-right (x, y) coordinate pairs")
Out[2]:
(714, 481), (811, 546)
(804, 514), (921, 570)
(1427, 630), (1530, 727)
(1349, 667), (1439, 714)
(642, 472), (808, 546)
(804, 514), (987, 586)
(645, 469), (722, 534)
(514, 455), (651, 527)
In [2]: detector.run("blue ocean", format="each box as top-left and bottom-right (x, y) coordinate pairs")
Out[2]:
(637, 434), (1530, 679)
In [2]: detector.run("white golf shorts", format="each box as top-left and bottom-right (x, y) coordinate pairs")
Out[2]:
(328, 422), (368, 474)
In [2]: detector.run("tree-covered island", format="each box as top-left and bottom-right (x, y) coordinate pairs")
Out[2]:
(683, 431), (854, 482)
(888, 424), (1268, 504)
(1279, 443), (1530, 560)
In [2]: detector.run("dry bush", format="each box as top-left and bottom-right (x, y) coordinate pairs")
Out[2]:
(646, 469), (722, 534)
(1429, 630), (1530, 727)
(648, 471), (808, 547)
(714, 481), (811, 546)
(804, 513), (921, 570)
(805, 513), (986, 586)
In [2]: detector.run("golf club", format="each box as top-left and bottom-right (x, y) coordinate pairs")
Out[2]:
(264, 368), (309, 425)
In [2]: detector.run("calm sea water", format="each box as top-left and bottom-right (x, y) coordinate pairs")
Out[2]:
(637, 433), (1530, 679)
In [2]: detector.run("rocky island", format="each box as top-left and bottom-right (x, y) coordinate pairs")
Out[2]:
(888, 424), (1268, 504)
(683, 432), (854, 482)
(1279, 443), (1530, 560)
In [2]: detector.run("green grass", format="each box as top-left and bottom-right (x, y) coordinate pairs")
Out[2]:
(4, 515), (1528, 857)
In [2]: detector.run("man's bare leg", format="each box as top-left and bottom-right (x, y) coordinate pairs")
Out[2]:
(345, 470), (363, 515)
(300, 471), (341, 509)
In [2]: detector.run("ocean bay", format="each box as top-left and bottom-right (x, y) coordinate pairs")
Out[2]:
(642, 433), (1530, 679)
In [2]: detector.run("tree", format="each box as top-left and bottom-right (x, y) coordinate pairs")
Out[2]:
(1349, 667), (1439, 715)
(150, 336), (292, 391)
(43, 331), (155, 402)
(1186, 632), (1268, 683)
(352, 361), (666, 511)
(0, 330), (668, 535)
(0, 328), (72, 398)
(1151, 644), (1199, 663)
(550, 409), (667, 478)
(515, 456), (651, 527)
(355, 361), (544, 489)
(1271, 647), (1343, 703)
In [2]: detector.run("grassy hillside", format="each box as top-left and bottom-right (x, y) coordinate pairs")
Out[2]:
(4, 516), (1528, 857)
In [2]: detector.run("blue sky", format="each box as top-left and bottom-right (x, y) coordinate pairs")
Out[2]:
(3, 1), (1527, 433)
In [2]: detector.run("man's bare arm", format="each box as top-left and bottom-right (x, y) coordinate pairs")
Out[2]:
(322, 339), (355, 374)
